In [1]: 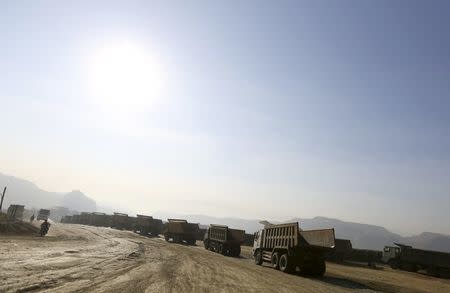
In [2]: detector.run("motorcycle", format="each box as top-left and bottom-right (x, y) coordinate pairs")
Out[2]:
(40, 221), (50, 237)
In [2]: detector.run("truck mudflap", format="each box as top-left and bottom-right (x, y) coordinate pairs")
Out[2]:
(299, 228), (335, 249)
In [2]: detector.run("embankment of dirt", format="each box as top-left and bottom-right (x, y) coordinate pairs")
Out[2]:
(0, 220), (40, 235)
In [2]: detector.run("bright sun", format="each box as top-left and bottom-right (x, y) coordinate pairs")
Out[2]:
(88, 42), (165, 112)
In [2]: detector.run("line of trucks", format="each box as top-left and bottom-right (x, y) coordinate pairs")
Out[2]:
(62, 213), (336, 277)
(61, 212), (450, 278)
(7, 203), (449, 279)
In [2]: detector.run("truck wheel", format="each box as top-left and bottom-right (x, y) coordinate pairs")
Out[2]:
(279, 254), (294, 273)
(401, 263), (418, 272)
(427, 267), (440, 278)
(164, 235), (169, 242)
(235, 246), (241, 257)
(254, 250), (263, 265)
(309, 258), (326, 277)
(271, 252), (280, 270)
(204, 240), (209, 249)
(388, 259), (399, 269)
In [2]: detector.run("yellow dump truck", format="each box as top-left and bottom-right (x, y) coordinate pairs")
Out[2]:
(203, 224), (245, 257)
(252, 222), (335, 276)
(163, 219), (199, 245)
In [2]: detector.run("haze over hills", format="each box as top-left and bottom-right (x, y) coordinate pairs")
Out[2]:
(0, 173), (96, 212)
(1, 172), (449, 252)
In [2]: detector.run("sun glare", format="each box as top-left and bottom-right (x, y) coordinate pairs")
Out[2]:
(88, 42), (165, 113)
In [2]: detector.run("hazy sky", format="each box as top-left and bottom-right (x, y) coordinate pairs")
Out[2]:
(1, 1), (449, 235)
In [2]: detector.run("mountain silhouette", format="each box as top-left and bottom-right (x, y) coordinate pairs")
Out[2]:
(0, 173), (96, 212)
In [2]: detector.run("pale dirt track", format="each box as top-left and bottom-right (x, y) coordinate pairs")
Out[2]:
(1, 224), (449, 293)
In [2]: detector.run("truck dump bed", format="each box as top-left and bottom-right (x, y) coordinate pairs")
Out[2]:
(91, 212), (108, 227)
(299, 229), (336, 249)
(207, 224), (245, 243)
(166, 219), (199, 235)
(80, 212), (93, 225)
(112, 213), (129, 229)
(229, 228), (245, 243)
(37, 209), (50, 221)
(208, 224), (245, 243)
(262, 222), (335, 250)
(396, 243), (450, 268)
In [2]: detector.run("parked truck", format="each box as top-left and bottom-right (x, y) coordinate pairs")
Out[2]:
(133, 214), (163, 236)
(37, 209), (50, 221)
(252, 222), (335, 276)
(64, 215), (74, 223)
(91, 212), (111, 227)
(163, 219), (199, 245)
(382, 243), (450, 278)
(111, 213), (130, 230)
(79, 212), (92, 225)
(326, 239), (352, 262)
(203, 224), (245, 257)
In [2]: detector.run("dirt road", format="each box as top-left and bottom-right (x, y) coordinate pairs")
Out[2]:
(1, 224), (449, 292)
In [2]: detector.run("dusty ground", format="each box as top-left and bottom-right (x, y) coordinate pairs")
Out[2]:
(1, 224), (449, 293)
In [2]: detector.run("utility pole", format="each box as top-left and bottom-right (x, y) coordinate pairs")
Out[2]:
(0, 186), (6, 212)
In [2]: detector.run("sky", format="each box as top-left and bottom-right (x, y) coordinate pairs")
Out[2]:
(1, 1), (449, 235)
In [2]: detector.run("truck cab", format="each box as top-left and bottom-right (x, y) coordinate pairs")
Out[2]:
(252, 230), (262, 255)
(382, 245), (400, 263)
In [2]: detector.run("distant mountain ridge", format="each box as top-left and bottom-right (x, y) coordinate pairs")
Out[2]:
(0, 173), (96, 212)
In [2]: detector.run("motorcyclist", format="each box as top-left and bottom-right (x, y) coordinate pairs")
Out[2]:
(40, 219), (51, 236)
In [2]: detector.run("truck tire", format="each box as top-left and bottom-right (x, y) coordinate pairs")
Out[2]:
(222, 244), (229, 256)
(313, 258), (326, 277)
(301, 257), (326, 277)
(235, 246), (241, 257)
(271, 252), (280, 270)
(164, 234), (170, 242)
(388, 259), (399, 269)
(204, 240), (209, 250)
(279, 253), (294, 273)
(254, 250), (263, 265)
(401, 262), (418, 272)
(427, 266), (440, 278)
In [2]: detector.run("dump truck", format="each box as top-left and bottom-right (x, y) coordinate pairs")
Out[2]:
(91, 212), (111, 227)
(382, 243), (450, 278)
(133, 215), (163, 236)
(37, 209), (50, 221)
(252, 222), (335, 276)
(163, 219), (199, 245)
(203, 224), (245, 257)
(326, 239), (352, 262)
(79, 212), (92, 225)
(71, 214), (80, 224)
(197, 228), (207, 241)
(60, 215), (69, 223)
(111, 212), (130, 230)
(243, 233), (255, 246)
(7, 205), (25, 220)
